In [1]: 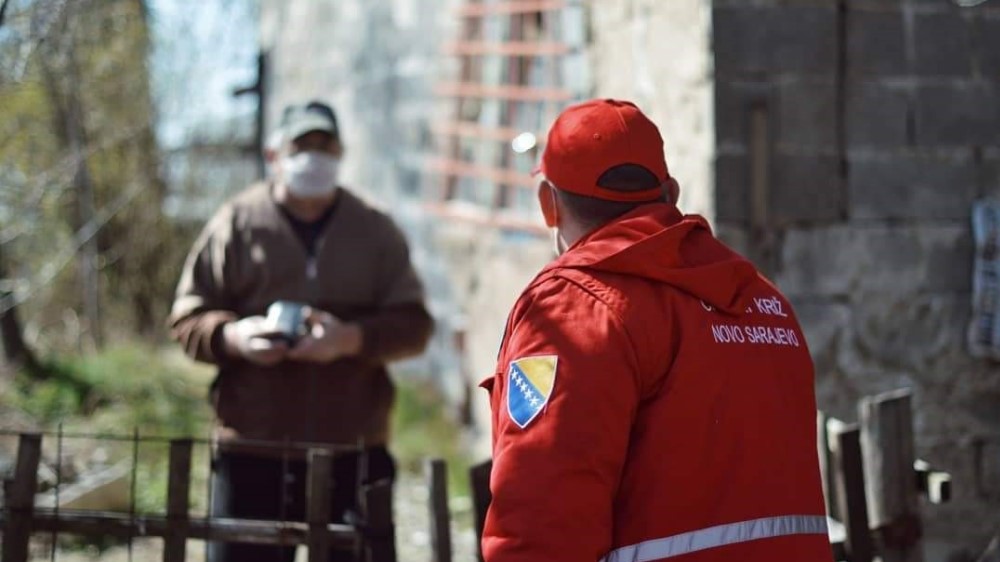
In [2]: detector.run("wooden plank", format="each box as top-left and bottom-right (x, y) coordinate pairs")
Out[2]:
(828, 517), (847, 560)
(458, 0), (567, 17)
(307, 449), (333, 562)
(928, 471), (951, 504)
(444, 41), (570, 56)
(817, 411), (836, 521)
(361, 482), (395, 562)
(749, 102), (770, 229)
(426, 459), (452, 562)
(5, 511), (357, 547)
(435, 82), (573, 102)
(860, 388), (923, 562)
(469, 460), (493, 562)
(422, 203), (548, 236)
(913, 459), (952, 505)
(431, 121), (546, 144)
(2, 433), (41, 562)
(163, 439), (192, 562)
(427, 157), (535, 188)
(831, 424), (875, 562)
(748, 101), (777, 274)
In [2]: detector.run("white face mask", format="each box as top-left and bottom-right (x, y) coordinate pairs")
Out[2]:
(551, 227), (569, 257)
(281, 151), (340, 198)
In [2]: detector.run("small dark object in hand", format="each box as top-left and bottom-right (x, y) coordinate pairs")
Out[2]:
(262, 300), (309, 344)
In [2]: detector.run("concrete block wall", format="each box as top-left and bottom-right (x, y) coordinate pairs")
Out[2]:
(713, 0), (1000, 552)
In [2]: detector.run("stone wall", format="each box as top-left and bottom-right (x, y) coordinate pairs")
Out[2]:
(712, 0), (1000, 553)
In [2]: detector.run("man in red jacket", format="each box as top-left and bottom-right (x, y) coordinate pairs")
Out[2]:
(482, 99), (833, 561)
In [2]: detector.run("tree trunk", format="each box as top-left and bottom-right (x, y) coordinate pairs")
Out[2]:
(0, 245), (41, 378)
(40, 5), (103, 351)
(64, 43), (102, 350)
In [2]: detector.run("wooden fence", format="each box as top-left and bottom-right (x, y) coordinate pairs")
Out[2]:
(1, 438), (395, 562)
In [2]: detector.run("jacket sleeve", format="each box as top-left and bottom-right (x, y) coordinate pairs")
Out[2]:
(168, 206), (240, 364)
(483, 277), (641, 562)
(355, 218), (433, 362)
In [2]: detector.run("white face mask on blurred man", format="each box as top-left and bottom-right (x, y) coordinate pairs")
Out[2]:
(281, 151), (340, 198)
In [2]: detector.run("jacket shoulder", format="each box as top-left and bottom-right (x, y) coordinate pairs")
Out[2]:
(338, 190), (407, 235)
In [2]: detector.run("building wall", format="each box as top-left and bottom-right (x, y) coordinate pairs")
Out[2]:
(258, 0), (468, 400)
(589, 0), (716, 220)
(260, 0), (457, 204)
(712, 0), (1000, 553)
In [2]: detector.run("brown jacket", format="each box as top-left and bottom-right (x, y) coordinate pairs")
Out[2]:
(169, 183), (433, 451)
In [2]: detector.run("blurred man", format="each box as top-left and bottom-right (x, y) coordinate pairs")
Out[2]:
(482, 99), (831, 561)
(170, 100), (433, 562)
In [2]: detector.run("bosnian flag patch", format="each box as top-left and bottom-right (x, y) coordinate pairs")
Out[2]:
(507, 355), (558, 429)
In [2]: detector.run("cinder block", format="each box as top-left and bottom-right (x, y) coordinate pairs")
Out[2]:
(978, 440), (1000, 499)
(850, 293), (966, 371)
(714, 223), (750, 258)
(847, 11), (907, 76)
(715, 154), (750, 223)
(776, 224), (971, 297)
(983, 148), (1000, 198)
(846, 81), (911, 147)
(793, 302), (851, 373)
(978, 15), (1000, 78)
(776, 80), (838, 149)
(916, 82), (1000, 146)
(914, 12), (974, 77)
(771, 155), (845, 224)
(715, 80), (772, 147)
(847, 0), (904, 10)
(713, 5), (838, 76)
(848, 152), (978, 219)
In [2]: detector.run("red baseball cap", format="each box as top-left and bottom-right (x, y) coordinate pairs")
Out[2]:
(535, 99), (670, 202)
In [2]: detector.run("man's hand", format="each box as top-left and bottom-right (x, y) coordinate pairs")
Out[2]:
(222, 316), (289, 366)
(288, 308), (363, 363)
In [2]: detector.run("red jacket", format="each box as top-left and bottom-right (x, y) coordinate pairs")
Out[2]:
(482, 204), (831, 562)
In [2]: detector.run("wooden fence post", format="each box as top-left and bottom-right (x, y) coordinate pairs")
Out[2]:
(307, 449), (333, 562)
(2, 433), (42, 562)
(426, 459), (452, 562)
(831, 422), (874, 562)
(163, 439), (192, 562)
(860, 389), (923, 562)
(469, 460), (492, 562)
(362, 481), (395, 562)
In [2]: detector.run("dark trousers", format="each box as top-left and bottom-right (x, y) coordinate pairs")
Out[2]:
(206, 447), (396, 562)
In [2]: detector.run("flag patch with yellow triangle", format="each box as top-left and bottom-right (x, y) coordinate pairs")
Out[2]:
(507, 355), (558, 429)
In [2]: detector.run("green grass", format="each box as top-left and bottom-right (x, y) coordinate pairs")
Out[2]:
(8, 345), (215, 515)
(389, 377), (474, 498)
(10, 345), (214, 437)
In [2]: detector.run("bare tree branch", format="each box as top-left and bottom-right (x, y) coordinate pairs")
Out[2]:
(0, 0), (11, 29)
